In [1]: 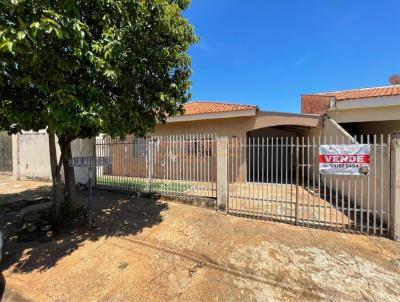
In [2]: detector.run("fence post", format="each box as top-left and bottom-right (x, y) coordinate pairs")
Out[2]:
(390, 132), (400, 241)
(216, 136), (228, 212)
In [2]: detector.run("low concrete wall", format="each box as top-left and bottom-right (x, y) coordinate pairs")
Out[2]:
(14, 132), (95, 184)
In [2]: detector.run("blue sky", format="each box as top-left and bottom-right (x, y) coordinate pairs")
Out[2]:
(184, 0), (400, 112)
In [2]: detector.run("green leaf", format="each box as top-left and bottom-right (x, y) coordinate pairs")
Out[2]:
(103, 69), (117, 79)
(42, 17), (60, 28)
(16, 30), (26, 40)
(0, 40), (13, 52)
(30, 22), (40, 29)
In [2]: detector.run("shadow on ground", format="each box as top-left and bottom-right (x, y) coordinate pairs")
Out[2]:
(0, 187), (168, 273)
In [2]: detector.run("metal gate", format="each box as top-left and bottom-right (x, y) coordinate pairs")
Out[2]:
(95, 134), (217, 199)
(0, 131), (13, 174)
(227, 135), (391, 235)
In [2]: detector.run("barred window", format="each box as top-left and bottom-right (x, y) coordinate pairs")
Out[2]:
(185, 138), (213, 156)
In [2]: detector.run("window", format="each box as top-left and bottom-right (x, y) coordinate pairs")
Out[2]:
(185, 138), (213, 156)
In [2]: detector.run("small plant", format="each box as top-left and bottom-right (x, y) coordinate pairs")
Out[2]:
(118, 261), (129, 270)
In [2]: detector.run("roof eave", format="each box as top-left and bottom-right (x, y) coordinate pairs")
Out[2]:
(166, 108), (257, 123)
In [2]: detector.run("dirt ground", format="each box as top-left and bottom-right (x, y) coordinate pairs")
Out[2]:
(1, 176), (400, 302)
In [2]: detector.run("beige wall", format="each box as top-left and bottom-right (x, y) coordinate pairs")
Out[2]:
(328, 105), (400, 123)
(153, 111), (322, 138)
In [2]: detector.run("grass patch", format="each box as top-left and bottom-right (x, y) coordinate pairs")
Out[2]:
(96, 176), (191, 193)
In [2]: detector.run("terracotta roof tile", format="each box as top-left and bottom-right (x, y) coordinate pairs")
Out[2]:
(183, 101), (257, 115)
(311, 85), (400, 101)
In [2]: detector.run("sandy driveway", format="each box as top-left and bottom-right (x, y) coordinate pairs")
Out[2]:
(1, 178), (400, 301)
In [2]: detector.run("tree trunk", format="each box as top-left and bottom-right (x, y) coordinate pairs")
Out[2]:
(62, 141), (77, 213)
(49, 132), (63, 221)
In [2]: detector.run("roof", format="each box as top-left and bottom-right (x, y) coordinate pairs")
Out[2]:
(183, 101), (258, 115)
(307, 85), (400, 101)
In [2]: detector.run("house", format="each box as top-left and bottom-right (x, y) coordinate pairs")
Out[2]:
(109, 101), (323, 182)
(153, 101), (322, 138)
(301, 84), (400, 138)
(5, 85), (400, 185)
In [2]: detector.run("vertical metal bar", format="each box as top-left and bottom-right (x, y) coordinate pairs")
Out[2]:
(234, 137), (240, 210)
(329, 136), (333, 229)
(247, 137), (250, 214)
(275, 137), (279, 220)
(173, 135), (176, 194)
(386, 133), (391, 234)
(367, 135), (370, 234)
(178, 134), (181, 196)
(360, 135), (364, 232)
(285, 137), (288, 221)
(257, 137), (260, 217)
(341, 135), (345, 229)
(173, 135), (177, 195)
(168, 135), (171, 194)
(271, 137), (274, 218)
(151, 138), (155, 192)
(196, 133), (199, 197)
(177, 135), (180, 194)
(347, 134), (351, 229)
(307, 136), (310, 226)
(295, 137), (300, 226)
(240, 137), (243, 213)
(380, 134), (384, 235)
(335, 135), (338, 228)
(167, 135), (174, 194)
(323, 135), (327, 227)
(189, 134), (193, 184)
(266, 137), (270, 218)
(200, 133), (203, 196)
(280, 137), (283, 221)
(302, 136), (305, 225)
(373, 134), (377, 234)
(237, 138), (240, 213)
(312, 136), (316, 225)
(252, 137), (256, 214)
(354, 136), (357, 231)
(230, 137), (233, 212)
(208, 134), (211, 198)
(290, 137), (294, 222)
(119, 137), (122, 191)
(261, 137), (265, 218)
(182, 134), (185, 195)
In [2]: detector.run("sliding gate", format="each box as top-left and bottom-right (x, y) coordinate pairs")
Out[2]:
(227, 135), (391, 235)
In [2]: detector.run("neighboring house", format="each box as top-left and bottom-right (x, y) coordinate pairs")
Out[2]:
(301, 84), (400, 138)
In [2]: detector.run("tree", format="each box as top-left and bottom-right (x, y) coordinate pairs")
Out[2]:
(0, 0), (197, 220)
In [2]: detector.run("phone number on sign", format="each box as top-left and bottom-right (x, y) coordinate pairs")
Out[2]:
(326, 163), (362, 168)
